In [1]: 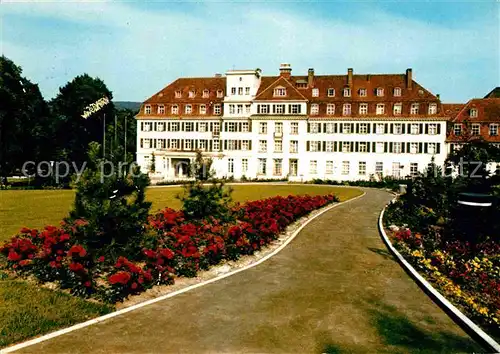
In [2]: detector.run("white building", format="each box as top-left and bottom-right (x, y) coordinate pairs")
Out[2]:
(136, 64), (449, 181)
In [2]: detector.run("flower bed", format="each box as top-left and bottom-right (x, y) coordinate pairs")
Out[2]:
(388, 227), (500, 338)
(1, 194), (338, 303)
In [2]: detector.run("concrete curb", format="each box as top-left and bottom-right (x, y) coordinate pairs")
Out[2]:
(378, 200), (500, 353)
(1, 190), (366, 353)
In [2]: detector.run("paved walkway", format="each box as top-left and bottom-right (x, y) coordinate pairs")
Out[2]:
(19, 189), (482, 353)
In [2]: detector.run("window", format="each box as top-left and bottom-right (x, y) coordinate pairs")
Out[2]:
(237, 104), (243, 114)
(185, 140), (192, 150)
(213, 139), (220, 150)
(309, 160), (318, 174)
(312, 88), (319, 97)
(203, 89), (209, 98)
(199, 122), (207, 132)
(376, 104), (385, 115)
(185, 122), (194, 132)
(273, 159), (283, 175)
(490, 124), (498, 136)
(428, 143), (436, 154)
(259, 104), (270, 114)
(342, 161), (350, 175)
(246, 104), (251, 114)
(171, 122), (179, 132)
(309, 141), (320, 152)
(392, 162), (401, 177)
(393, 87), (401, 97)
(359, 161), (366, 175)
(343, 123), (352, 134)
(274, 87), (287, 97)
(245, 87), (250, 95)
(238, 87), (243, 95)
(359, 123), (368, 134)
(217, 89), (223, 98)
(428, 103), (437, 115)
(227, 122), (237, 132)
(171, 105), (178, 114)
(310, 123), (319, 134)
(326, 104), (335, 115)
(145, 105), (151, 114)
(275, 122), (283, 134)
(290, 122), (299, 135)
(454, 123), (462, 136)
(394, 123), (403, 134)
(359, 88), (367, 97)
(376, 123), (385, 134)
(342, 103), (351, 116)
(411, 123), (419, 135)
(259, 122), (268, 134)
(199, 140), (207, 151)
(242, 158), (248, 173)
(275, 104), (285, 114)
(231, 87), (236, 95)
(170, 139), (177, 149)
(359, 142), (368, 152)
(143, 138), (151, 148)
(343, 87), (351, 97)
(212, 122), (220, 134)
(185, 105), (192, 114)
(393, 142), (402, 154)
(410, 103), (419, 115)
(327, 88), (335, 97)
(214, 104), (221, 115)
(470, 108), (478, 118)
(242, 140), (249, 150)
(229, 105), (235, 114)
(325, 123), (334, 134)
(242, 122), (249, 132)
(289, 159), (298, 176)
(359, 103), (368, 115)
(188, 90), (195, 98)
(228, 158), (234, 173)
(258, 158), (267, 175)
(200, 104), (206, 115)
(290, 140), (298, 153)
(157, 122), (165, 132)
(142, 122), (152, 132)
(326, 141), (334, 152)
(428, 123), (438, 135)
(311, 104), (319, 115)
(342, 142), (351, 153)
(157, 105), (165, 114)
(393, 103), (402, 115)
(410, 142), (418, 154)
(274, 140), (282, 152)
(410, 163), (418, 177)
(376, 88), (384, 97)
(472, 124), (480, 135)
(290, 104), (301, 114)
(175, 90), (181, 98)
(376, 142), (384, 153)
(259, 140), (267, 152)
(326, 161), (334, 174)
(376, 162), (383, 174)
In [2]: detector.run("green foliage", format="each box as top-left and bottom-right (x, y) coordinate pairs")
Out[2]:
(67, 142), (151, 259)
(150, 152), (156, 173)
(191, 149), (213, 181)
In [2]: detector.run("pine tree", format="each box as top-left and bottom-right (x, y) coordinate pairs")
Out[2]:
(150, 152), (156, 173)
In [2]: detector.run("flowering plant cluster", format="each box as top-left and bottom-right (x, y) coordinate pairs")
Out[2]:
(1, 194), (338, 303)
(391, 228), (500, 336)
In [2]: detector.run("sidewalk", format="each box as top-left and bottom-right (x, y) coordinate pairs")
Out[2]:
(17, 189), (482, 353)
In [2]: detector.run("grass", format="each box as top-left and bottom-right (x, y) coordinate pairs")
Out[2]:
(0, 184), (361, 242)
(0, 184), (361, 349)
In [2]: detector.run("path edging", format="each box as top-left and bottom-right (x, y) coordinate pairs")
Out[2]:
(378, 199), (500, 352)
(1, 190), (366, 353)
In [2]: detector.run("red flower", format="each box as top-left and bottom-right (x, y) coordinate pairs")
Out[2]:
(7, 251), (21, 261)
(69, 262), (85, 273)
(160, 248), (175, 260)
(20, 227), (31, 234)
(84, 281), (92, 287)
(131, 282), (138, 290)
(98, 256), (105, 262)
(109, 271), (131, 285)
(68, 244), (87, 258)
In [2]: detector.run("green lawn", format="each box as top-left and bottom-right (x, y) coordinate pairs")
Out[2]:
(0, 184), (362, 242)
(0, 184), (361, 349)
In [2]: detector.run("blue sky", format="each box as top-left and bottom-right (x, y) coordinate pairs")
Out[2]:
(2, 1), (499, 102)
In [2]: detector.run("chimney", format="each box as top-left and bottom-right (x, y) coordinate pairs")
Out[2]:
(436, 94), (440, 100)
(279, 63), (292, 79)
(406, 68), (413, 89)
(367, 74), (371, 82)
(348, 68), (353, 86)
(308, 68), (314, 87)
(214, 73), (222, 78)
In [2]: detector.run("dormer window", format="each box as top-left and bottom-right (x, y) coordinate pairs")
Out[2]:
(343, 87), (351, 97)
(175, 90), (182, 98)
(144, 105), (151, 114)
(202, 89), (209, 98)
(410, 103), (419, 115)
(470, 108), (478, 117)
(188, 90), (195, 98)
(342, 103), (351, 116)
(217, 89), (223, 98)
(310, 104), (319, 115)
(312, 88), (319, 97)
(157, 104), (165, 114)
(327, 88), (335, 97)
(376, 87), (384, 97)
(274, 87), (287, 97)
(185, 104), (192, 114)
(171, 105), (178, 114)
(393, 87), (401, 97)
(359, 88), (367, 97)
(376, 103), (385, 115)
(428, 103), (437, 115)
(200, 104), (206, 115)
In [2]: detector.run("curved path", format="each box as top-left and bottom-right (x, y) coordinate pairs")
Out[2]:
(17, 189), (482, 353)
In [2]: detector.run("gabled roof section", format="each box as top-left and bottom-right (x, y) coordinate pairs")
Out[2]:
(254, 76), (308, 101)
(144, 77), (226, 104)
(485, 87), (500, 98)
(451, 98), (500, 123)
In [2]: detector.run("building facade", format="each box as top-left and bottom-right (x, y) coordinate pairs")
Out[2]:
(136, 64), (453, 181)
